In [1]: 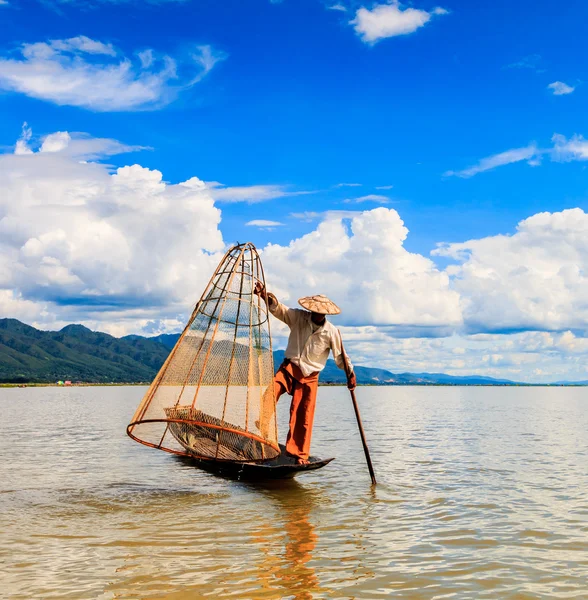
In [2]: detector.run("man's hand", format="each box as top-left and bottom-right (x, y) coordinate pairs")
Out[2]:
(347, 371), (357, 391)
(254, 281), (268, 301)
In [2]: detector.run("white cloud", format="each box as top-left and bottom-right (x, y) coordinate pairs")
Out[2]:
(334, 327), (588, 383)
(137, 49), (155, 69)
(433, 208), (588, 334)
(262, 208), (462, 329)
(0, 1), (10, 6)
(344, 194), (390, 204)
(0, 126), (588, 381)
(547, 81), (575, 96)
(0, 38), (224, 111)
(50, 36), (116, 57)
(246, 220), (283, 227)
(208, 183), (313, 203)
(0, 126), (224, 334)
(192, 44), (224, 73)
(446, 133), (588, 177)
(445, 144), (541, 178)
(551, 133), (588, 162)
(375, 185), (393, 190)
(555, 330), (588, 354)
(335, 182), (362, 187)
(289, 211), (323, 222)
(351, 1), (447, 44)
(0, 290), (49, 323)
(14, 122), (33, 155)
(506, 54), (543, 71)
(5, 126), (588, 381)
(290, 209), (363, 222)
(40, 132), (72, 154)
(328, 3), (347, 11)
(14, 124), (146, 160)
(490, 329), (588, 356)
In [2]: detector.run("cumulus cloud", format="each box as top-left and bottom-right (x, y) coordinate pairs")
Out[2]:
(488, 330), (588, 356)
(433, 208), (588, 334)
(262, 208), (462, 329)
(351, 1), (448, 44)
(5, 126), (588, 381)
(0, 290), (50, 323)
(336, 326), (588, 383)
(0, 37), (224, 111)
(547, 81), (575, 96)
(0, 125), (224, 334)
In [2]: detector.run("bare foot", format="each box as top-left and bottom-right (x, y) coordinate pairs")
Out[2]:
(296, 457), (310, 465)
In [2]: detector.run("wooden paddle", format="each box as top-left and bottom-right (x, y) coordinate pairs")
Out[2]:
(338, 330), (377, 486)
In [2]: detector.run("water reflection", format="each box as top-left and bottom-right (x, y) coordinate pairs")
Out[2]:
(247, 481), (321, 599)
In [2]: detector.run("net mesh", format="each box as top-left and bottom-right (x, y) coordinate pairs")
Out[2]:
(127, 242), (279, 461)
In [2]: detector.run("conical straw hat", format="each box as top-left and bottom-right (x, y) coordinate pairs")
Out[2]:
(298, 294), (341, 315)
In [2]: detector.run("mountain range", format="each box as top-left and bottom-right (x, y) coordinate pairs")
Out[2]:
(0, 319), (169, 384)
(0, 318), (582, 385)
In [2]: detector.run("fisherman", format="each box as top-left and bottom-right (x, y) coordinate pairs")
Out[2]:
(254, 282), (356, 465)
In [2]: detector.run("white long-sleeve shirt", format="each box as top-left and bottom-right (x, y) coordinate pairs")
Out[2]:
(268, 294), (353, 378)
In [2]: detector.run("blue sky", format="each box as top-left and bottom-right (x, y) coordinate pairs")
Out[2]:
(3, 0), (587, 251)
(1, 0), (588, 381)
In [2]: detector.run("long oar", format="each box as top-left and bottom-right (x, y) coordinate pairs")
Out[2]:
(338, 330), (377, 486)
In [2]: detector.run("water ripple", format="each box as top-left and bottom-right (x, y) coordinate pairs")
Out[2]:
(1, 385), (587, 599)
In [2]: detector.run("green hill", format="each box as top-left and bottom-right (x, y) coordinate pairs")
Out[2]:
(0, 319), (169, 383)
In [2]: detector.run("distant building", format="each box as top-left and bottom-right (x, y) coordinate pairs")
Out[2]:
(64, 380), (72, 386)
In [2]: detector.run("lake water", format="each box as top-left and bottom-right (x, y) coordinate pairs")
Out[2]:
(0, 385), (587, 599)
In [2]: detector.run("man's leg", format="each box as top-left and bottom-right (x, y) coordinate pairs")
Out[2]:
(285, 377), (318, 463)
(274, 379), (287, 403)
(259, 368), (291, 439)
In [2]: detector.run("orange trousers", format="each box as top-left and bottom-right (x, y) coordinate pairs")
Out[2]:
(274, 361), (319, 461)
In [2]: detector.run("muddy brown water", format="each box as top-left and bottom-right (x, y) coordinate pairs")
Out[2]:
(1, 386), (587, 599)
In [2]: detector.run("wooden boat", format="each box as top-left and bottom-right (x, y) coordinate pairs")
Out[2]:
(181, 444), (334, 480)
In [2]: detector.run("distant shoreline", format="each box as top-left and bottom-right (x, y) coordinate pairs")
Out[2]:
(4, 319), (586, 387)
(0, 383), (142, 388)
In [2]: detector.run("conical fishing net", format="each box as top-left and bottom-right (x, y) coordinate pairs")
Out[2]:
(127, 243), (279, 461)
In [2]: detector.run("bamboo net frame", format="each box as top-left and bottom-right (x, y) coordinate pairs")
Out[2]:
(127, 242), (279, 462)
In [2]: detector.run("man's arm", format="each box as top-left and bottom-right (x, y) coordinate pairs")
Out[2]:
(331, 330), (357, 390)
(254, 282), (298, 328)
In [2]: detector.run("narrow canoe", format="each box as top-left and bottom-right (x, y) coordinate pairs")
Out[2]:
(180, 444), (334, 480)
